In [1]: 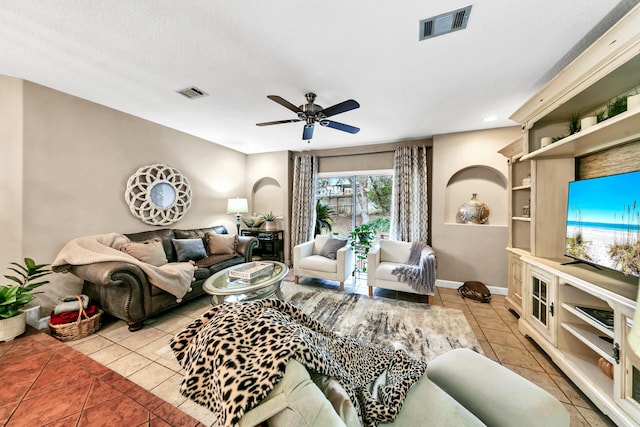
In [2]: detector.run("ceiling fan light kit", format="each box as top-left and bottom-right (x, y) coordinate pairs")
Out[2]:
(256, 92), (360, 142)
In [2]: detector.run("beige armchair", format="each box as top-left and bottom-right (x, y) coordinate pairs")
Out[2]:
(293, 235), (355, 291)
(367, 240), (436, 303)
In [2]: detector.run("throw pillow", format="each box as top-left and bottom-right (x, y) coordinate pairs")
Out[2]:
(319, 237), (347, 260)
(120, 238), (168, 266)
(172, 238), (207, 262)
(205, 232), (237, 255)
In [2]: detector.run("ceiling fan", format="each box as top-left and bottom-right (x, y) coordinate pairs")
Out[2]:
(256, 92), (360, 141)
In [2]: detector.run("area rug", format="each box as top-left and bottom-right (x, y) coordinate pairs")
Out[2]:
(281, 282), (482, 362)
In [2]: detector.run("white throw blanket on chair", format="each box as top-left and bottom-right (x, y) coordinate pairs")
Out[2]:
(391, 241), (436, 294)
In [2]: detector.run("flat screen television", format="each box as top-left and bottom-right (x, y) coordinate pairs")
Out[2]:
(565, 169), (640, 277)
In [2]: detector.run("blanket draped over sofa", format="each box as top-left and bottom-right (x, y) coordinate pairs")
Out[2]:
(170, 299), (426, 427)
(52, 232), (196, 300)
(390, 241), (436, 293)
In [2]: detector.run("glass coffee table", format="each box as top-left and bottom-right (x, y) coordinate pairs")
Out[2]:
(202, 261), (289, 305)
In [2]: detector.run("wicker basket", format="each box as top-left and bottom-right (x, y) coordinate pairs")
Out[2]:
(49, 295), (103, 342)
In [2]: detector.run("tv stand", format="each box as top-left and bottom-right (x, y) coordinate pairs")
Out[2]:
(519, 256), (639, 426)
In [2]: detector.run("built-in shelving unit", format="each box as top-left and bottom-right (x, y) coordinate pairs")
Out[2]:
(499, 4), (640, 424)
(522, 107), (640, 161)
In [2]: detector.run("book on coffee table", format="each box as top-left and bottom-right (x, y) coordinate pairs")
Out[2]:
(229, 262), (274, 281)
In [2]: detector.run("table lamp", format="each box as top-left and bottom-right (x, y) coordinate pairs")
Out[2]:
(227, 197), (248, 234)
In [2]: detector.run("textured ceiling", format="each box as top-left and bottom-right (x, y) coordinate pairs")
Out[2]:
(0, 1), (635, 154)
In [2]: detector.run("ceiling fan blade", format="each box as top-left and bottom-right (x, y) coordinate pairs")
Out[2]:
(267, 95), (302, 113)
(256, 119), (302, 126)
(320, 99), (360, 118)
(320, 120), (360, 134)
(302, 124), (314, 140)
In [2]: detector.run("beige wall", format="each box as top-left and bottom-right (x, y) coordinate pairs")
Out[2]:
(432, 127), (520, 288)
(308, 140), (433, 174)
(246, 151), (291, 262)
(0, 76), (24, 270)
(6, 80), (248, 312)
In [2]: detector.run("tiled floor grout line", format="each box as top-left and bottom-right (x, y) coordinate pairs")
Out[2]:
(63, 279), (615, 427)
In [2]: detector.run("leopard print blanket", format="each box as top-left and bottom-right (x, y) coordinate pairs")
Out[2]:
(170, 299), (426, 427)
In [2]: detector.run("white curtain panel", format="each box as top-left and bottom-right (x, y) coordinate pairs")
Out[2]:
(391, 146), (429, 242)
(290, 155), (318, 256)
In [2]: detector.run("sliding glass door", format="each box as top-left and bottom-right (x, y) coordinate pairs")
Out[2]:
(315, 172), (392, 239)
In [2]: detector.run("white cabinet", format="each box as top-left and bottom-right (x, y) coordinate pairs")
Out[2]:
(506, 251), (524, 316)
(519, 257), (639, 426)
(524, 264), (557, 344)
(617, 309), (640, 419)
(499, 138), (530, 316)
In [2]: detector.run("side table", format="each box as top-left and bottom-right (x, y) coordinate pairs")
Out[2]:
(240, 229), (284, 262)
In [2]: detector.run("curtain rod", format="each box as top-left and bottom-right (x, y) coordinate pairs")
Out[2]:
(316, 149), (396, 159)
(290, 151), (393, 160)
(291, 145), (430, 160)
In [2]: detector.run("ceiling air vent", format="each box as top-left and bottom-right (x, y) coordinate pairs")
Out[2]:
(419, 5), (472, 41)
(176, 86), (209, 99)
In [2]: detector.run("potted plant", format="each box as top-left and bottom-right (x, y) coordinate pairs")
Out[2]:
(349, 224), (377, 272)
(568, 112), (581, 135)
(1, 258), (51, 341)
(315, 201), (336, 236)
(260, 211), (278, 231)
(606, 96), (627, 119)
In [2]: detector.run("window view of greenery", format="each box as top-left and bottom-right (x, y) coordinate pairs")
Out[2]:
(315, 174), (393, 240)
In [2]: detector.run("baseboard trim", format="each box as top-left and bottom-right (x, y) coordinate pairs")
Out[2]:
(436, 279), (507, 296)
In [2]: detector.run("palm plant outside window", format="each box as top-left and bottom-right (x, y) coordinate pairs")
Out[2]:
(315, 173), (393, 271)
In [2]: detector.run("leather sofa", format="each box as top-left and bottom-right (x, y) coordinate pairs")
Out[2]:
(239, 348), (570, 427)
(68, 226), (258, 331)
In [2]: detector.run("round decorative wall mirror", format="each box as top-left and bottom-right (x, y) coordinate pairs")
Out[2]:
(149, 182), (177, 209)
(125, 164), (192, 225)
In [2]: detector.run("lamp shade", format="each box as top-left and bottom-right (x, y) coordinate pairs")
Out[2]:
(227, 197), (248, 214)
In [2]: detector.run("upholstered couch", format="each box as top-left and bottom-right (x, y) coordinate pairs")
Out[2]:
(65, 226), (258, 331)
(239, 348), (569, 427)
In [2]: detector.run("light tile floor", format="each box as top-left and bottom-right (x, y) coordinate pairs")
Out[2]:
(65, 277), (616, 426)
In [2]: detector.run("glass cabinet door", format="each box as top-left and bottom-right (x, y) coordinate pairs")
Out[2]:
(619, 312), (640, 420)
(526, 266), (556, 343)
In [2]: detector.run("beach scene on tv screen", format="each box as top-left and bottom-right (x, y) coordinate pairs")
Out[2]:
(565, 171), (639, 277)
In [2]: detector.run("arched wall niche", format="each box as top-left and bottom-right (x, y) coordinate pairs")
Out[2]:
(444, 165), (507, 224)
(251, 177), (283, 218)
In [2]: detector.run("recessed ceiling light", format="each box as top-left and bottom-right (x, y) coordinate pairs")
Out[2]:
(482, 115), (498, 122)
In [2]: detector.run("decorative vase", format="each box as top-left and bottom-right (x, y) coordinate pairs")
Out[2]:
(540, 137), (552, 148)
(264, 221), (276, 231)
(522, 200), (530, 218)
(580, 116), (597, 129)
(628, 94), (640, 111)
(457, 193), (490, 224)
(0, 311), (26, 342)
(597, 357), (614, 379)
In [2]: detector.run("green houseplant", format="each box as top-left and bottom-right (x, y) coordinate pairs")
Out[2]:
(260, 211), (278, 231)
(606, 96), (627, 119)
(315, 201), (336, 235)
(349, 224), (377, 272)
(1, 258), (51, 341)
(568, 112), (581, 135)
